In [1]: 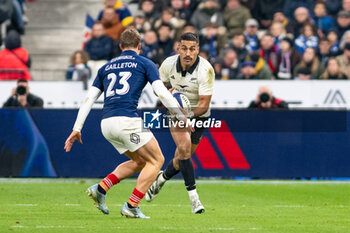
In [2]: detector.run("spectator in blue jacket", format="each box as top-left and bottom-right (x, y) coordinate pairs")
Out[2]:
(84, 23), (114, 61)
(200, 22), (227, 62)
(140, 30), (161, 65)
(244, 18), (260, 53)
(313, 1), (334, 38)
(327, 30), (340, 55)
(66, 50), (91, 82)
(294, 23), (319, 54)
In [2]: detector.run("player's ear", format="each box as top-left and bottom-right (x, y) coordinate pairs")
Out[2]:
(137, 43), (141, 51)
(119, 43), (123, 51)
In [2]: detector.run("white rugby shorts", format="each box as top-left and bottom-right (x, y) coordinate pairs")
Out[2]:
(101, 116), (153, 154)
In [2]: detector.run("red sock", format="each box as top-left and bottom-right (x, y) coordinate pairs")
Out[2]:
(99, 173), (120, 193)
(128, 188), (145, 207)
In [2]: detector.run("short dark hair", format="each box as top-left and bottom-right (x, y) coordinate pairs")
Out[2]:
(179, 32), (199, 44)
(231, 30), (244, 38)
(297, 67), (311, 75)
(315, 0), (326, 7)
(261, 33), (274, 39)
(120, 28), (141, 49)
(319, 37), (330, 44)
(159, 23), (172, 30)
(17, 79), (28, 84)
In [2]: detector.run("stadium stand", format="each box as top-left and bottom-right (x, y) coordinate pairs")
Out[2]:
(20, 0), (102, 80)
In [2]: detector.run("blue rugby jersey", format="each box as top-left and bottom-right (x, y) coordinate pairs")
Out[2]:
(92, 50), (159, 119)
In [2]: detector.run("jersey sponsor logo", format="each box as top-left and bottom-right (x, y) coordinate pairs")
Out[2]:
(192, 121), (250, 170)
(143, 110), (162, 129)
(189, 77), (197, 83)
(130, 133), (140, 144)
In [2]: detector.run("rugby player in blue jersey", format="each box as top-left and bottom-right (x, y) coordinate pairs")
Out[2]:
(64, 28), (187, 219)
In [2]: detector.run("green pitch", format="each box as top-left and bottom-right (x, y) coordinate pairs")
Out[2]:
(1, 179), (350, 233)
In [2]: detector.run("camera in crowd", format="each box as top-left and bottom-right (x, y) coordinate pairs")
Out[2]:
(259, 92), (270, 103)
(16, 86), (27, 96)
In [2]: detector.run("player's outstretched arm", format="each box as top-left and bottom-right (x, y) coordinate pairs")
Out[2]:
(64, 86), (102, 152)
(64, 131), (82, 152)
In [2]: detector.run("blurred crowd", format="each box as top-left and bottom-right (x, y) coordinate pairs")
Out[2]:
(68, 0), (350, 82)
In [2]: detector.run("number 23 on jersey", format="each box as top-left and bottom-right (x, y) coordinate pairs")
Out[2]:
(106, 72), (132, 97)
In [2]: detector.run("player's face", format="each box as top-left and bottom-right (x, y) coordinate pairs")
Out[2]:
(178, 40), (199, 68)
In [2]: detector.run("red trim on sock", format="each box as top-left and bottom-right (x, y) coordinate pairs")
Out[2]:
(101, 173), (120, 191)
(107, 173), (120, 185)
(128, 188), (145, 205)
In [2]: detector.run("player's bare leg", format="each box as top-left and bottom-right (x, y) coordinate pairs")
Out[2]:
(120, 137), (164, 218)
(112, 156), (146, 179)
(88, 137), (163, 217)
(126, 137), (164, 193)
(87, 146), (147, 215)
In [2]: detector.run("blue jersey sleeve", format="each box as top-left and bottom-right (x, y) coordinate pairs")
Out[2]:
(144, 59), (160, 84)
(92, 67), (104, 91)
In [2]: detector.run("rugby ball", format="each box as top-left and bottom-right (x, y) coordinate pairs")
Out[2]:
(173, 92), (191, 113)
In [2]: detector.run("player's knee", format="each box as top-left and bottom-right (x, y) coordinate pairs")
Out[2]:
(155, 153), (165, 169)
(147, 151), (164, 169)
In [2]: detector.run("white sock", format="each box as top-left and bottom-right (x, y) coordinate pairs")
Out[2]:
(188, 189), (199, 201)
(158, 173), (166, 184)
